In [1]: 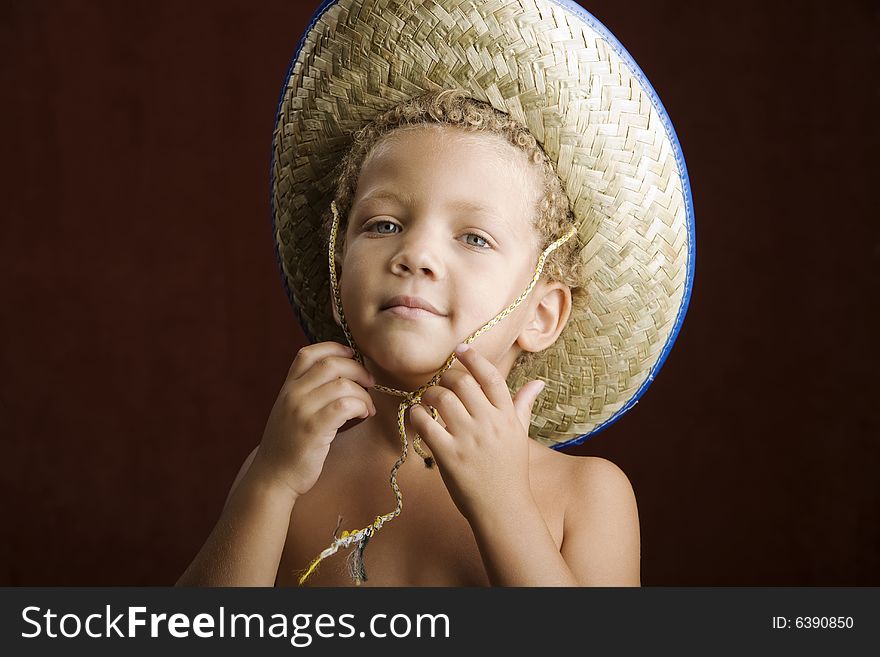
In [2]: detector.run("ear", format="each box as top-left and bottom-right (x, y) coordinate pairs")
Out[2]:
(515, 280), (572, 353)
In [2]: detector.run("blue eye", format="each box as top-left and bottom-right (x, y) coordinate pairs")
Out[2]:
(464, 234), (489, 248)
(374, 221), (399, 234)
(365, 220), (492, 249)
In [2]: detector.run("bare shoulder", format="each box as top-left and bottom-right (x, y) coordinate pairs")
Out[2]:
(567, 455), (637, 506)
(553, 453), (641, 586)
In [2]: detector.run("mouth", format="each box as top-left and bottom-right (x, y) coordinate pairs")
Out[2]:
(380, 295), (446, 317)
(382, 305), (445, 319)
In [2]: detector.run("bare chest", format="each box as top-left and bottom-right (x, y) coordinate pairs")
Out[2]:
(275, 441), (566, 587)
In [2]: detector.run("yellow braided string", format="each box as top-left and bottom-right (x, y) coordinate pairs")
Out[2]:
(296, 201), (576, 585)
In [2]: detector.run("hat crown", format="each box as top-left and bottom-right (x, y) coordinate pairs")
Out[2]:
(271, 0), (695, 448)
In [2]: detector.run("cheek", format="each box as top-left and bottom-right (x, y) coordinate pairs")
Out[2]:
(475, 270), (521, 311)
(449, 279), (506, 334)
(337, 252), (374, 308)
(338, 247), (370, 280)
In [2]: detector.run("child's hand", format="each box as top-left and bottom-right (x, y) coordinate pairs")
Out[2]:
(255, 342), (376, 497)
(409, 343), (545, 523)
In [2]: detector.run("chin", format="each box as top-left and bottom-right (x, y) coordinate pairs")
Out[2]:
(362, 340), (454, 383)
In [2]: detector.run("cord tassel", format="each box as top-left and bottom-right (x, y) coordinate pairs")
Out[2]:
(346, 528), (372, 585)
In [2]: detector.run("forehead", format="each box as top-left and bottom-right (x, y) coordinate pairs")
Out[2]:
(354, 125), (542, 239)
(366, 124), (523, 167)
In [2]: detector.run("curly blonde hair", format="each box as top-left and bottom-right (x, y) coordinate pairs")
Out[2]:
(322, 89), (588, 376)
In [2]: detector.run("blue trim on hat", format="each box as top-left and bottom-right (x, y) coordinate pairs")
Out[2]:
(268, 0), (340, 346)
(268, 0), (696, 450)
(545, 0), (695, 450)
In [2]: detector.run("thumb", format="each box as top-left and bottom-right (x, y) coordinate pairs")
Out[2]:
(512, 379), (545, 431)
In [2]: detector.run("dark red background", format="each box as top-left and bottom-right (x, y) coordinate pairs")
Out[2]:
(2, 0), (877, 585)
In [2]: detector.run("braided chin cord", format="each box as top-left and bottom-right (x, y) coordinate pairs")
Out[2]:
(296, 201), (576, 586)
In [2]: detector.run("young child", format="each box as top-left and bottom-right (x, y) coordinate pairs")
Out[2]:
(177, 0), (692, 587)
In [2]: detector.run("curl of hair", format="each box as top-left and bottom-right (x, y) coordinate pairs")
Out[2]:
(320, 89), (589, 377)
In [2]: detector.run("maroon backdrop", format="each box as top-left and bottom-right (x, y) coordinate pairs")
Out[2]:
(1, 0), (877, 585)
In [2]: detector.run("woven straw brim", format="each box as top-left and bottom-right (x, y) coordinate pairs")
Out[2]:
(271, 0), (694, 449)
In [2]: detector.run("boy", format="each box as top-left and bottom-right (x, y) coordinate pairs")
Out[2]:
(177, 0), (692, 587)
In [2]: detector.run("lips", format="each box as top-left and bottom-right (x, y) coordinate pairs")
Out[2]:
(381, 295), (446, 316)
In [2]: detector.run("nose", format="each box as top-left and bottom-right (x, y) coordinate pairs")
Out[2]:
(389, 223), (445, 279)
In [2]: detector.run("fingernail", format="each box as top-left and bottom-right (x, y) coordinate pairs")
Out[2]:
(535, 380), (546, 393)
(455, 342), (469, 354)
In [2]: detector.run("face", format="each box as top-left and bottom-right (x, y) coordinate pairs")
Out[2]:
(335, 125), (545, 390)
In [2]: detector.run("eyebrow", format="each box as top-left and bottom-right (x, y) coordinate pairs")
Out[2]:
(357, 189), (415, 207)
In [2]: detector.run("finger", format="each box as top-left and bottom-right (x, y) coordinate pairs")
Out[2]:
(289, 341), (357, 381)
(452, 343), (512, 409)
(296, 352), (376, 392)
(436, 368), (493, 419)
(409, 404), (453, 455)
(419, 383), (471, 435)
(512, 380), (545, 431)
(307, 378), (376, 417)
(313, 395), (374, 433)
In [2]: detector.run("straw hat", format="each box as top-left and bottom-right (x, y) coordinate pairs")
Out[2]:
(270, 0), (695, 450)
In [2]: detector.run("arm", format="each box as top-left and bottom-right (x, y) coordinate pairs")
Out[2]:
(409, 345), (639, 585)
(469, 487), (579, 586)
(176, 341), (376, 587)
(470, 457), (641, 586)
(175, 447), (298, 587)
(559, 457), (641, 586)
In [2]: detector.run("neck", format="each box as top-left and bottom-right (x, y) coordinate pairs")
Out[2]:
(353, 354), (447, 460)
(351, 346), (521, 460)
(358, 387), (424, 458)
